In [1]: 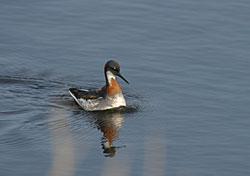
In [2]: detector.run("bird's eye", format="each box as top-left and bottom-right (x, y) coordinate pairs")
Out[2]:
(113, 67), (118, 72)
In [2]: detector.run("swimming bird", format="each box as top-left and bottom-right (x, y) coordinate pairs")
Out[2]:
(69, 60), (129, 111)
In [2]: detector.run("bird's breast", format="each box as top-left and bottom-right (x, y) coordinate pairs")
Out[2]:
(106, 78), (122, 97)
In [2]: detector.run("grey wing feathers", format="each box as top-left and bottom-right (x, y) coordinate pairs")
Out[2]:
(69, 88), (104, 100)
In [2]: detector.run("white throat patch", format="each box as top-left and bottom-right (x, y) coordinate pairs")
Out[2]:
(106, 71), (116, 85)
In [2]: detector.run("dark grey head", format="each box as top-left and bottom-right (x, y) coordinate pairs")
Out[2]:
(104, 60), (129, 84)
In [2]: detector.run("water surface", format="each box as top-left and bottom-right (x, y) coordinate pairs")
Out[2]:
(1, 0), (250, 176)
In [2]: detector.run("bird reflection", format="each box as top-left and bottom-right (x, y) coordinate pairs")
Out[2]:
(92, 110), (125, 157)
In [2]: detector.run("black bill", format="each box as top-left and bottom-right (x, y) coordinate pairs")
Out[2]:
(118, 73), (129, 84)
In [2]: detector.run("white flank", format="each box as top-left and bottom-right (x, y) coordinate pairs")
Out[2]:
(69, 91), (81, 105)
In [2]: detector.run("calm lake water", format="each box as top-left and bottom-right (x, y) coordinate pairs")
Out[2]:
(1, 0), (250, 175)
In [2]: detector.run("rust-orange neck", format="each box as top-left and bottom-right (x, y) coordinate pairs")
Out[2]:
(106, 78), (122, 97)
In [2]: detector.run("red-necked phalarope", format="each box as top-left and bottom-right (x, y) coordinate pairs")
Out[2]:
(69, 60), (129, 111)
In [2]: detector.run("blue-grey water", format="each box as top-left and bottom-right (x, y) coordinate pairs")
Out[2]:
(1, 0), (250, 176)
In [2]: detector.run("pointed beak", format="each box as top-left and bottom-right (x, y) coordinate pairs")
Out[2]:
(117, 73), (129, 84)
